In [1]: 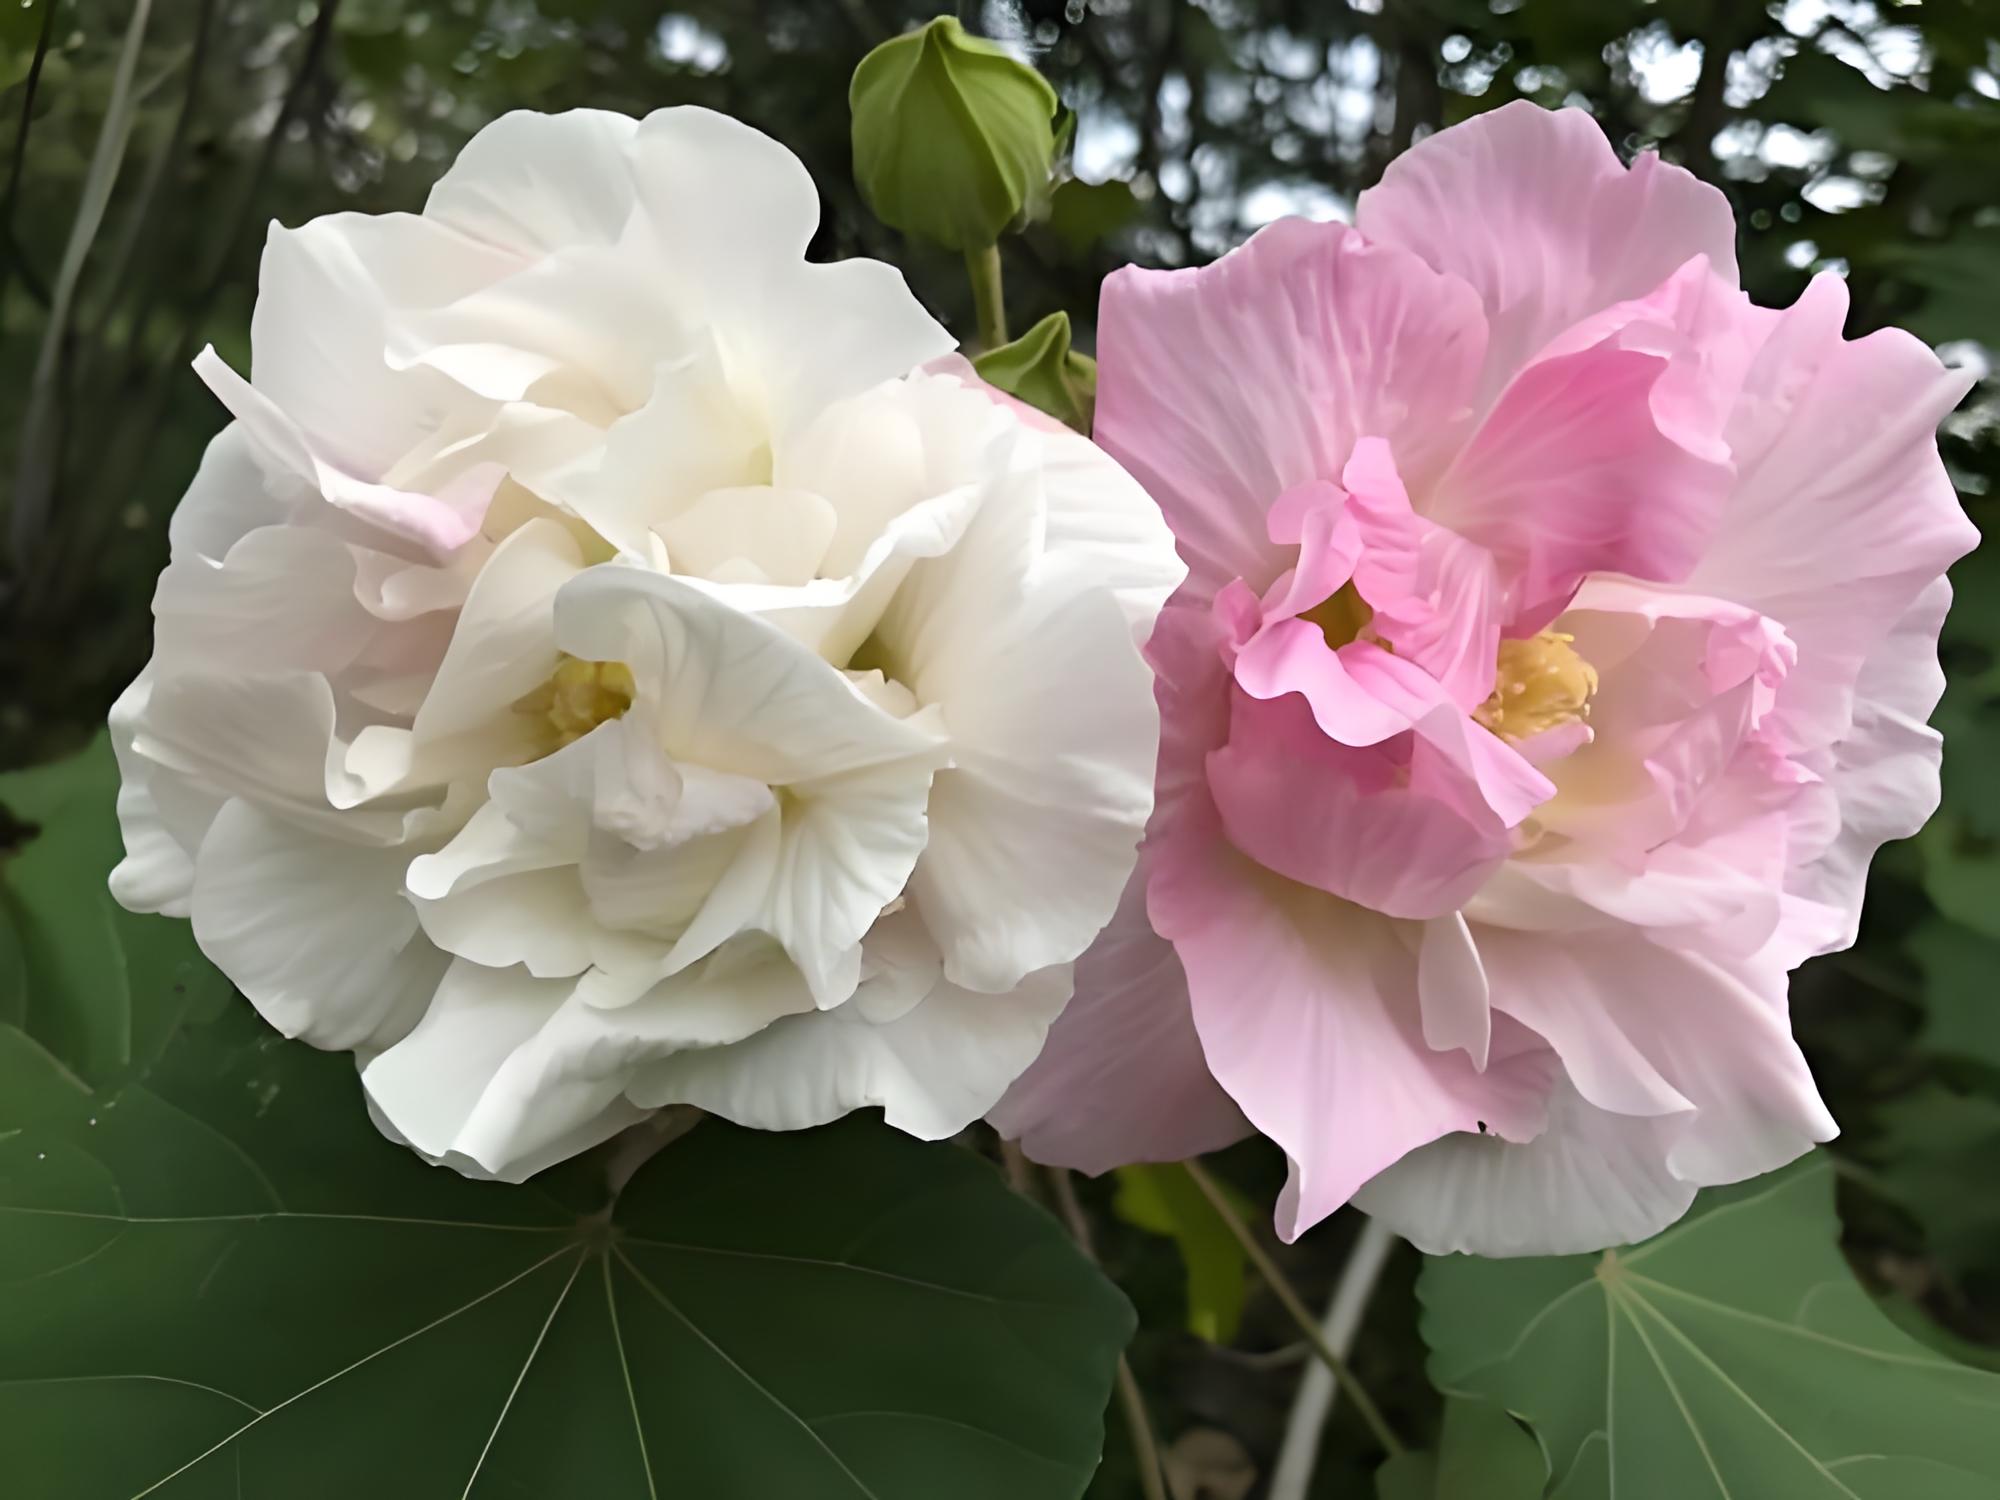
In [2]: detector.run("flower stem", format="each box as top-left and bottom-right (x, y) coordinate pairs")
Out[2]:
(1268, 1216), (1400, 1500)
(1047, 1167), (1174, 1500)
(964, 242), (1008, 351)
(1179, 1159), (1406, 1458)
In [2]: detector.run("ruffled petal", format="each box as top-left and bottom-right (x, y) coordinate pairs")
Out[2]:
(1691, 272), (1978, 752)
(1094, 216), (1487, 598)
(191, 799), (445, 1052)
(1154, 824), (1554, 1241)
(1353, 1077), (1697, 1257)
(1357, 100), (1738, 405)
(989, 862), (1251, 1171)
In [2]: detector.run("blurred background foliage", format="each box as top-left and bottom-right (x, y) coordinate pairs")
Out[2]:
(1, 1), (1998, 1496)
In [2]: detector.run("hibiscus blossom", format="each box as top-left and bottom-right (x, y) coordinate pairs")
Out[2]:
(111, 107), (1181, 1180)
(994, 101), (1976, 1254)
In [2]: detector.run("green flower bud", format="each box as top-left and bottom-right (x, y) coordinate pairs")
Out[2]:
(850, 16), (1059, 251)
(973, 312), (1097, 434)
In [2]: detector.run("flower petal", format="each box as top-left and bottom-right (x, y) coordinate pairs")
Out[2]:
(1353, 1077), (1697, 1257)
(1154, 824), (1554, 1241)
(1094, 216), (1487, 598)
(989, 863), (1251, 1172)
(191, 799), (444, 1052)
(1356, 100), (1738, 404)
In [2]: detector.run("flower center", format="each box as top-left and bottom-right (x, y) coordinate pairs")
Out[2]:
(1473, 630), (1598, 741)
(521, 655), (636, 748)
(1301, 583), (1374, 650)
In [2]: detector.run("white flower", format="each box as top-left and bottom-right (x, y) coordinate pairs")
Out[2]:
(112, 108), (1182, 1181)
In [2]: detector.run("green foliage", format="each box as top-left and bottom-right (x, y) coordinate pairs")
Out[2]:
(0, 742), (1136, 1499)
(1872, 1086), (2000, 1276)
(0, 733), (230, 1083)
(1909, 919), (2000, 1072)
(1375, 1398), (1545, 1500)
(1418, 1157), (2000, 1499)
(1045, 178), (1139, 257)
(1112, 1162), (1246, 1343)
(849, 16), (1058, 251)
(972, 311), (1098, 434)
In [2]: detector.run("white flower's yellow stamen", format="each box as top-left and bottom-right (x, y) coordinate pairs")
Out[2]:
(1474, 630), (1598, 742)
(518, 655), (636, 748)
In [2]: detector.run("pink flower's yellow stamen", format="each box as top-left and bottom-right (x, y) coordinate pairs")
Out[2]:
(1474, 630), (1597, 741)
(517, 655), (636, 748)
(1302, 583), (1374, 650)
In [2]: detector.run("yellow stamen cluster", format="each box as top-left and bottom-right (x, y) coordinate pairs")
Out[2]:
(520, 655), (637, 748)
(1474, 630), (1598, 742)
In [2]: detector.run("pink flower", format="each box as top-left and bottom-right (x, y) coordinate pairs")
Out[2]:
(991, 102), (1977, 1255)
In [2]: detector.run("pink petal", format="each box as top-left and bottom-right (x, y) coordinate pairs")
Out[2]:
(1206, 687), (1515, 919)
(1691, 273), (1979, 753)
(1094, 216), (1487, 600)
(1151, 823), (1554, 1241)
(989, 862), (1251, 1172)
(1475, 925), (1836, 1186)
(1430, 334), (1734, 626)
(1356, 101), (1738, 407)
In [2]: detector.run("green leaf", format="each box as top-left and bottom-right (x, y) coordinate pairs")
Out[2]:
(1417, 1156), (2000, 1500)
(1872, 1086), (2000, 1276)
(1045, 178), (1138, 256)
(0, 1001), (1136, 1497)
(0, 735), (231, 1086)
(1376, 1398), (1546, 1500)
(1112, 1162), (1246, 1343)
(972, 311), (1097, 434)
(1919, 814), (2000, 945)
(849, 16), (1059, 250)
(1909, 919), (2000, 1072)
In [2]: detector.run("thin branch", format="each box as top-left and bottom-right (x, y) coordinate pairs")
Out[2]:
(0, 0), (61, 308)
(1179, 1160), (1406, 1458)
(1046, 1168), (1173, 1500)
(83, 0), (220, 353)
(1267, 1217), (1400, 1500)
(32, 0), (343, 621)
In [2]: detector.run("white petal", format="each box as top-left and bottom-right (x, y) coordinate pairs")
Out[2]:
(882, 474), (1162, 990)
(108, 672), (217, 917)
(346, 516), (581, 797)
(361, 960), (646, 1181)
(656, 486), (837, 586)
(191, 799), (445, 1051)
(759, 755), (942, 1008)
(167, 423), (301, 563)
(1353, 1077), (1698, 1257)
(639, 960), (1073, 1140)
(364, 943), (814, 1181)
(554, 564), (945, 785)
(423, 108), (641, 255)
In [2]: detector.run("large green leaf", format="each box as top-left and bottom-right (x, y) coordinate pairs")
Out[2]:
(1418, 1156), (2000, 1500)
(0, 734), (231, 1084)
(1375, 1398), (1545, 1500)
(0, 1002), (1135, 1498)
(0, 740), (1135, 1499)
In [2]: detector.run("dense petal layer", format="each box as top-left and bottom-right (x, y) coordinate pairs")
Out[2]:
(990, 864), (1251, 1171)
(1094, 216), (1486, 597)
(1356, 99), (1738, 404)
